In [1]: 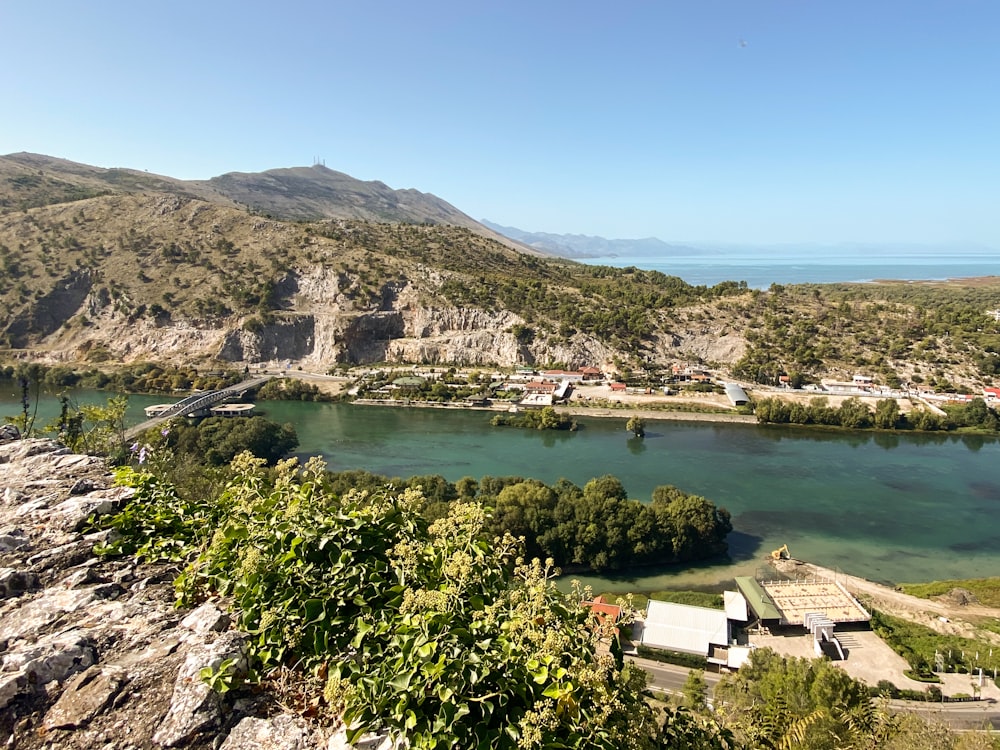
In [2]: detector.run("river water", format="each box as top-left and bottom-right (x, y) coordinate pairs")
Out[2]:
(4, 388), (995, 591)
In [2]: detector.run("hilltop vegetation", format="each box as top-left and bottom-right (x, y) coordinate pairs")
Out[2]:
(731, 282), (1000, 390)
(2, 153), (1000, 394)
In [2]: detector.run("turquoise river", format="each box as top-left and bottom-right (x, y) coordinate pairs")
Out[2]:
(3, 389), (999, 592)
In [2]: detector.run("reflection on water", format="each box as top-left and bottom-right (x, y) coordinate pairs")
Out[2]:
(3, 390), (998, 589)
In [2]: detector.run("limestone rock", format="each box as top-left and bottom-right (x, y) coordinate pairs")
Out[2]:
(0, 435), (373, 750)
(0, 629), (95, 707)
(327, 727), (396, 750)
(49, 485), (133, 531)
(0, 587), (100, 641)
(152, 631), (248, 747)
(180, 601), (231, 636)
(0, 567), (37, 598)
(43, 665), (129, 730)
(220, 714), (313, 750)
(0, 529), (30, 552)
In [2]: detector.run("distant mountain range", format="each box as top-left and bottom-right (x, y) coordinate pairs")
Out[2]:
(480, 220), (713, 259)
(480, 220), (999, 261)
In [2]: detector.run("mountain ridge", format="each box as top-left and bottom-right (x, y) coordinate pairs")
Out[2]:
(1, 152), (998, 395)
(0, 152), (540, 256)
(479, 219), (711, 259)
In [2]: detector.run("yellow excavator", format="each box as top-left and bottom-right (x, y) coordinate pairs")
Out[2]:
(771, 544), (790, 561)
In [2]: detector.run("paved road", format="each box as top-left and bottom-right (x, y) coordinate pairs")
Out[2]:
(889, 699), (1000, 731)
(627, 656), (722, 695)
(628, 656), (1000, 730)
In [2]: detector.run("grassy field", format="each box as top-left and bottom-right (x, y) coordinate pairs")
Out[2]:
(899, 577), (1000, 608)
(870, 609), (1000, 676)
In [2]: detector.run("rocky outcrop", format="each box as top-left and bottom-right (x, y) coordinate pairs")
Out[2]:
(0, 433), (386, 749)
(218, 317), (318, 363)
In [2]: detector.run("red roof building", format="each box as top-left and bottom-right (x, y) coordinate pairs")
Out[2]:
(583, 596), (623, 636)
(525, 381), (557, 394)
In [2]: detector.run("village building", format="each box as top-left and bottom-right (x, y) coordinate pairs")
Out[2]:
(209, 403), (256, 417)
(582, 595), (623, 637)
(852, 374), (874, 390)
(541, 369), (585, 382)
(735, 575), (870, 659)
(524, 381), (557, 395)
(636, 598), (752, 670)
(724, 383), (750, 406)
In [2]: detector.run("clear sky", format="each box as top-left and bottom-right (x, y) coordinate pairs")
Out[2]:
(2, 1), (998, 246)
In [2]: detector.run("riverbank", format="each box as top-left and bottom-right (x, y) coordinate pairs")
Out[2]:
(351, 396), (756, 424)
(288, 370), (757, 425)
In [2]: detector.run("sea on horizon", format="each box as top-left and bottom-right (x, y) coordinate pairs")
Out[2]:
(581, 249), (1000, 289)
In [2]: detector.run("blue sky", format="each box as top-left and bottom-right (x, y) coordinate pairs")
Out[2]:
(2, 1), (998, 246)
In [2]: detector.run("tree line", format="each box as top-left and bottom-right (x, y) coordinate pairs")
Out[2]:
(325, 470), (732, 573)
(754, 395), (1000, 432)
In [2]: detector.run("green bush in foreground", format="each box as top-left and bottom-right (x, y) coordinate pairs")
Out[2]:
(105, 453), (732, 750)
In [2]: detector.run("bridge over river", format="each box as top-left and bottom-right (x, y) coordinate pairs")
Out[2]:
(124, 374), (274, 439)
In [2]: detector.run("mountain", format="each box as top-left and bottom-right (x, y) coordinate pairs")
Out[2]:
(1, 152), (997, 392)
(204, 165), (469, 225)
(0, 153), (753, 372)
(480, 220), (711, 259)
(0, 153), (537, 255)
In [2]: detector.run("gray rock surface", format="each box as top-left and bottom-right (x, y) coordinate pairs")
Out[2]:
(220, 714), (313, 750)
(0, 436), (378, 748)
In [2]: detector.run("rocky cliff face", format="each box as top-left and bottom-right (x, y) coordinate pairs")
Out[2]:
(0, 432), (389, 749)
(0, 190), (749, 373)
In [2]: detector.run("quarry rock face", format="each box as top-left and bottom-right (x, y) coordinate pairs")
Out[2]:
(0, 435), (384, 749)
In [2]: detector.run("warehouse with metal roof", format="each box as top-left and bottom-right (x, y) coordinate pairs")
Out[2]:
(638, 600), (732, 666)
(724, 383), (750, 406)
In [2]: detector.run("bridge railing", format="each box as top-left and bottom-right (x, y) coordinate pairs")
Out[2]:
(124, 375), (273, 439)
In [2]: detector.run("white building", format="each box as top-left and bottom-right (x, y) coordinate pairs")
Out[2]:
(638, 600), (732, 666)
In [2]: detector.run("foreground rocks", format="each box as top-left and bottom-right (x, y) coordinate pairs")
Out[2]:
(0, 433), (384, 749)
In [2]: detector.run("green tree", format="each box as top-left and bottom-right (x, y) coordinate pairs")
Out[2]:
(45, 394), (131, 460)
(626, 415), (646, 437)
(874, 399), (901, 429)
(683, 668), (708, 711)
(838, 397), (873, 429)
(489, 480), (558, 559)
(165, 416), (298, 466)
(153, 455), (727, 749)
(910, 409), (943, 431)
(714, 648), (869, 750)
(3, 363), (44, 436)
